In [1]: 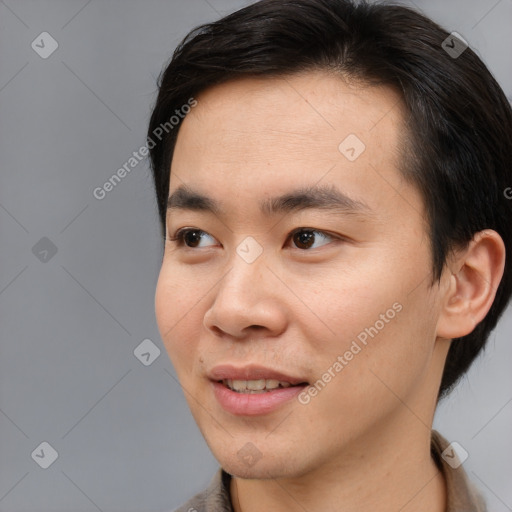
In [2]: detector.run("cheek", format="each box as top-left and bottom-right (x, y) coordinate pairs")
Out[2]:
(323, 287), (438, 413)
(302, 298), (437, 440)
(300, 257), (401, 344)
(155, 264), (200, 371)
(304, 247), (437, 378)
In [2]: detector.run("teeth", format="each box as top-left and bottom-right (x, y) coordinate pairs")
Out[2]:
(234, 379), (265, 391)
(265, 379), (280, 389)
(223, 379), (296, 393)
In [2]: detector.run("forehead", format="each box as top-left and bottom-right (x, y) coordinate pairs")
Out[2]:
(173, 71), (405, 167)
(181, 71), (403, 136)
(169, 71), (420, 222)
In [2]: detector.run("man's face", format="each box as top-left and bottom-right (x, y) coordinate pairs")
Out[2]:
(155, 72), (448, 479)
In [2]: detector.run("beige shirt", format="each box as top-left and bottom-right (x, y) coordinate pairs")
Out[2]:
(174, 430), (487, 511)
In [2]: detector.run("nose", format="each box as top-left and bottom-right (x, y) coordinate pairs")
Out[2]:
(203, 253), (288, 340)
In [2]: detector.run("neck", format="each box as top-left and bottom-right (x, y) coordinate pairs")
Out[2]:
(230, 418), (446, 512)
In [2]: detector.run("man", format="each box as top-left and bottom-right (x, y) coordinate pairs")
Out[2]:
(148, 0), (512, 510)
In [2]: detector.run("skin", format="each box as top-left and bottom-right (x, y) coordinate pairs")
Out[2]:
(154, 71), (505, 512)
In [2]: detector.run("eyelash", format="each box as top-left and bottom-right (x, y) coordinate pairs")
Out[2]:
(167, 227), (340, 250)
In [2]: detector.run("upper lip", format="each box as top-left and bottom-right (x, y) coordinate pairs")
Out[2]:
(209, 364), (309, 385)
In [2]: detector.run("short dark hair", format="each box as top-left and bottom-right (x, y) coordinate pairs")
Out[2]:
(147, 0), (512, 398)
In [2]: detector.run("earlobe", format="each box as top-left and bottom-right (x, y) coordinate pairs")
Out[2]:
(436, 230), (506, 340)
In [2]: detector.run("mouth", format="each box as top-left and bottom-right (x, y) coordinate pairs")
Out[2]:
(209, 364), (310, 415)
(218, 378), (309, 394)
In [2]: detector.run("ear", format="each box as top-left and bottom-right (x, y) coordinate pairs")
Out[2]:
(436, 229), (506, 339)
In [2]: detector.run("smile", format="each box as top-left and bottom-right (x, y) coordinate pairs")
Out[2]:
(221, 379), (304, 393)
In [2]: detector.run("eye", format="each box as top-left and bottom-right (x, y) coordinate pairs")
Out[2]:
(167, 228), (217, 248)
(289, 228), (335, 250)
(168, 227), (337, 250)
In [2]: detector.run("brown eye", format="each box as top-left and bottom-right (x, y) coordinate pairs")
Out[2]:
(291, 229), (334, 250)
(182, 230), (202, 247)
(169, 228), (216, 248)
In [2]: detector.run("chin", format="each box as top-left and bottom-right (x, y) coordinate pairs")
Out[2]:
(209, 441), (308, 480)
(220, 458), (291, 480)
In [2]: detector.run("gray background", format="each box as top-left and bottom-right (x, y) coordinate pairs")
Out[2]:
(0, 0), (510, 510)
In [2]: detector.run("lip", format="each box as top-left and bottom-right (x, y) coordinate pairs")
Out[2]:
(209, 364), (309, 416)
(211, 381), (307, 416)
(208, 364), (308, 386)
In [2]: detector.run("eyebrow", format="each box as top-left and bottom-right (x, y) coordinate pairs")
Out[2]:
(167, 183), (374, 219)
